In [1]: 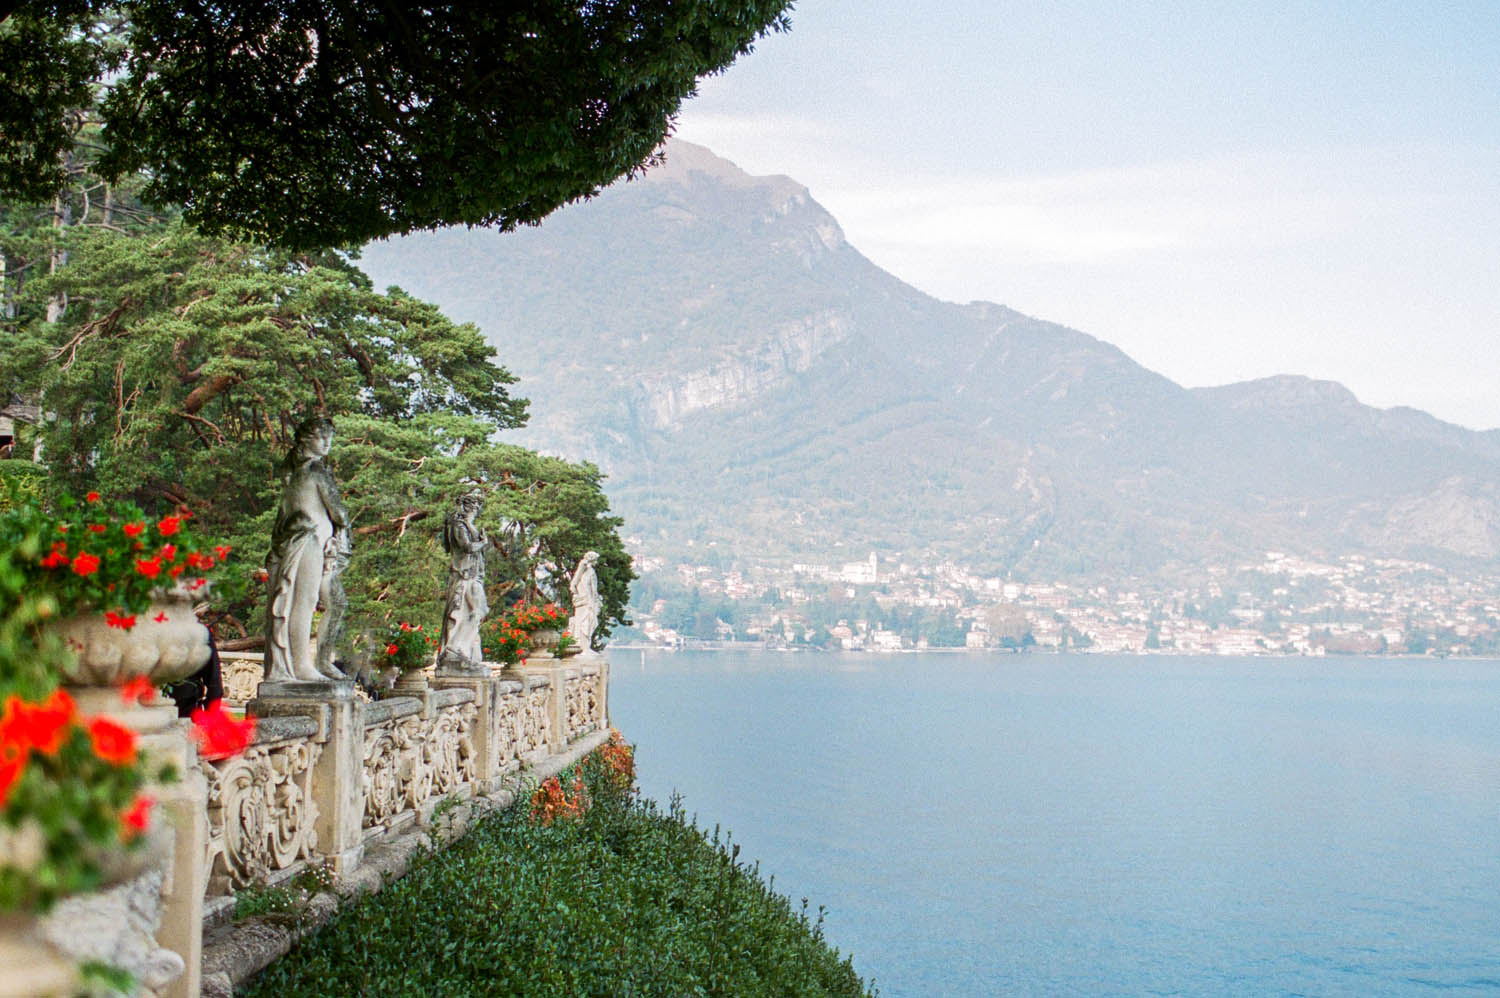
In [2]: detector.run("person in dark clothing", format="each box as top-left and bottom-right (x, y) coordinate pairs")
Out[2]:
(167, 628), (224, 717)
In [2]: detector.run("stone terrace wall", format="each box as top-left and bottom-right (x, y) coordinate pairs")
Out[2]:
(0, 654), (611, 998)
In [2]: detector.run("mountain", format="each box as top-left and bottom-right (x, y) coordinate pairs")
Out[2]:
(359, 141), (1500, 578)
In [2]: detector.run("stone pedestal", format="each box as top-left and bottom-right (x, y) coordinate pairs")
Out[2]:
(248, 680), (365, 875)
(69, 689), (204, 998)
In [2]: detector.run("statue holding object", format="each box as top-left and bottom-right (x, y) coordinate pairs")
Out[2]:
(439, 491), (489, 668)
(263, 416), (351, 683)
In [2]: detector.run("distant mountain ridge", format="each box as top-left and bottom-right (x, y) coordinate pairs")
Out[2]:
(360, 141), (1500, 578)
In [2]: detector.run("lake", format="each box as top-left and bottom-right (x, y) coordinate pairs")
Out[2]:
(607, 649), (1500, 997)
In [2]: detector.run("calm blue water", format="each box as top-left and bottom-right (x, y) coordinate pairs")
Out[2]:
(607, 650), (1500, 997)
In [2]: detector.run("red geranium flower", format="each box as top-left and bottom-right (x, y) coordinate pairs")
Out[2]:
(159, 542), (176, 561)
(213, 545), (231, 559)
(120, 677), (155, 705)
(121, 794), (154, 838)
(86, 523), (107, 534)
(135, 556), (163, 578)
(0, 689), (76, 756)
(70, 551), (101, 576)
(85, 491), (101, 503)
(157, 515), (182, 537)
(104, 610), (137, 629)
(88, 716), (137, 765)
(0, 751), (23, 808)
(122, 522), (145, 538)
(386, 643), (400, 655)
(189, 702), (256, 760)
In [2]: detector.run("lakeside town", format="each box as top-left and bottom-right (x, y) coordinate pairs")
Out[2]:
(621, 545), (1500, 657)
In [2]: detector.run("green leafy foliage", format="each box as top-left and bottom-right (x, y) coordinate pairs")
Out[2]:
(0, 219), (636, 646)
(0, 3), (119, 203)
(243, 790), (873, 997)
(2, 0), (793, 249)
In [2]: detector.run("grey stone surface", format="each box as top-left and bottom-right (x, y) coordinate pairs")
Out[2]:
(249, 714), (321, 744)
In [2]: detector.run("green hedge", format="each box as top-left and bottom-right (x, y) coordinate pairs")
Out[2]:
(243, 791), (874, 997)
(0, 460), (45, 512)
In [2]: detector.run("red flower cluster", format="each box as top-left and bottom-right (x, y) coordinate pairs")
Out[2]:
(530, 770), (587, 826)
(121, 794), (155, 836)
(0, 689), (143, 810)
(189, 701), (257, 760)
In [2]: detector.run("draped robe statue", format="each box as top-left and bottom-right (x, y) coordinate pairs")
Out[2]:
(568, 551), (602, 651)
(263, 417), (350, 682)
(439, 492), (489, 667)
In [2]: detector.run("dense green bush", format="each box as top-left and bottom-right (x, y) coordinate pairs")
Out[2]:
(243, 787), (873, 997)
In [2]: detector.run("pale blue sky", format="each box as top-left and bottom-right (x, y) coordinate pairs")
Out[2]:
(671, 1), (1500, 428)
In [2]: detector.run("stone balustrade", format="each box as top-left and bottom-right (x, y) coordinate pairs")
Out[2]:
(2, 653), (611, 998)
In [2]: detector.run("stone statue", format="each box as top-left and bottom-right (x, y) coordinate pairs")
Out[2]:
(567, 550), (602, 651)
(439, 491), (489, 668)
(263, 416), (351, 683)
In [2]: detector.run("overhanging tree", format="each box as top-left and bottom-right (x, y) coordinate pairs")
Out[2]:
(1, 220), (634, 646)
(2, 0), (793, 248)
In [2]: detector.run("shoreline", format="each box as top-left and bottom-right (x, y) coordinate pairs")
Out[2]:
(606, 641), (1473, 660)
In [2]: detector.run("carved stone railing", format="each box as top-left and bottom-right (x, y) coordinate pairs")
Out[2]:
(203, 715), (323, 897)
(361, 690), (477, 835)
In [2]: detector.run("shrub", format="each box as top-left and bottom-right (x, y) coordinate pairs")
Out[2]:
(244, 743), (873, 997)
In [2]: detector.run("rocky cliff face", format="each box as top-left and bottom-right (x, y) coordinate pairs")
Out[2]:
(360, 141), (1500, 577)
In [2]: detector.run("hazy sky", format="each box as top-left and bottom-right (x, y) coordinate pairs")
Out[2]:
(670, 1), (1500, 429)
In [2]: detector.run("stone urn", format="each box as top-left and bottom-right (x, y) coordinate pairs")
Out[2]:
(49, 587), (211, 688)
(527, 628), (561, 653)
(393, 666), (431, 695)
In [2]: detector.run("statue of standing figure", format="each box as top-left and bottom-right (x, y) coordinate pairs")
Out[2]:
(263, 416), (351, 683)
(568, 551), (602, 651)
(439, 491), (489, 668)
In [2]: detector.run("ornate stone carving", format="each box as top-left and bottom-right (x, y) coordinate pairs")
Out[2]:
(520, 684), (551, 759)
(264, 416), (351, 683)
(439, 492), (488, 669)
(566, 672), (585, 739)
(567, 551), (602, 651)
(362, 701), (478, 829)
(428, 703), (477, 795)
(585, 669), (603, 728)
(220, 655), (264, 708)
(362, 712), (424, 829)
(204, 737), (322, 890)
(495, 687), (525, 770)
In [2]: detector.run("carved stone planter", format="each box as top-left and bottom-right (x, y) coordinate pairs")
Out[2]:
(49, 588), (211, 688)
(527, 629), (561, 652)
(392, 669), (430, 695)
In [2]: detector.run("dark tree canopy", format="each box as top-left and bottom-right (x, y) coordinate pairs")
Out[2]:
(1, 0), (792, 249)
